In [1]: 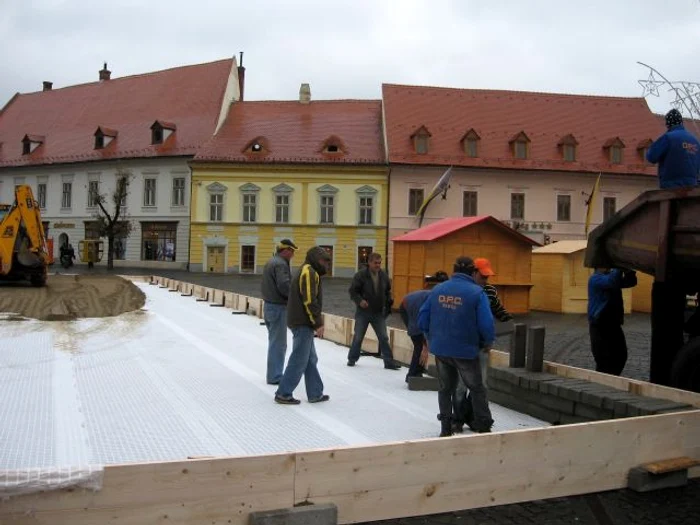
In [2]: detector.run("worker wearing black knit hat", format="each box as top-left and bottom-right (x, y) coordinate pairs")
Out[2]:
(647, 109), (700, 189)
(261, 238), (298, 385)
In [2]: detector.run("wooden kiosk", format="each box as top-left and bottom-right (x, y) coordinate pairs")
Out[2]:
(391, 216), (539, 314)
(531, 240), (632, 314)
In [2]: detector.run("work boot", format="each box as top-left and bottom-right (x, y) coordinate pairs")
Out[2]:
(438, 414), (453, 437)
(384, 360), (401, 370)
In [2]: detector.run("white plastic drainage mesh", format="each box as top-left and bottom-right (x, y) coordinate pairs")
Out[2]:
(0, 282), (546, 496)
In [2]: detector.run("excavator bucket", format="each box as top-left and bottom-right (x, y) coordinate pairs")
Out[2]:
(17, 235), (44, 268)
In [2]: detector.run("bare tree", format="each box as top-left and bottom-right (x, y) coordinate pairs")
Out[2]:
(91, 168), (134, 270)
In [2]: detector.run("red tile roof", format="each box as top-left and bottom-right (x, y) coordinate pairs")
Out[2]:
(382, 84), (666, 176)
(0, 59), (234, 167)
(194, 100), (384, 164)
(392, 216), (539, 245)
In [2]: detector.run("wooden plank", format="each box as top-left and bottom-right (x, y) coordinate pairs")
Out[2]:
(642, 456), (700, 474)
(0, 454), (296, 517)
(295, 411), (700, 524)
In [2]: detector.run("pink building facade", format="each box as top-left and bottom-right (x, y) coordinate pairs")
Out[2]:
(382, 84), (665, 268)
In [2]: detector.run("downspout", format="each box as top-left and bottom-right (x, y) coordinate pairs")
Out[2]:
(186, 163), (193, 271)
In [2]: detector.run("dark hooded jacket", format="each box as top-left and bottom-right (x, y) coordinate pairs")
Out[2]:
(287, 247), (329, 329)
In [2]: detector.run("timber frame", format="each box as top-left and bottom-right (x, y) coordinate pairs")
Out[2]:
(2, 275), (699, 525)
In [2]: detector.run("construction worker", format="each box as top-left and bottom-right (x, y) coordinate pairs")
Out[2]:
(418, 256), (495, 437)
(398, 271), (449, 383)
(453, 258), (512, 433)
(261, 239), (298, 385)
(647, 109), (700, 189)
(274, 246), (332, 405)
(346, 252), (401, 370)
(588, 267), (637, 375)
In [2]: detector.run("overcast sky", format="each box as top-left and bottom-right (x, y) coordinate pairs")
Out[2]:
(1, 0), (699, 117)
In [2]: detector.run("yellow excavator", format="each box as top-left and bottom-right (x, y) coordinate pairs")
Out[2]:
(0, 185), (49, 286)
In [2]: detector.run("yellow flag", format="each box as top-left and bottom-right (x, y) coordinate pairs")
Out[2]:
(584, 173), (602, 236)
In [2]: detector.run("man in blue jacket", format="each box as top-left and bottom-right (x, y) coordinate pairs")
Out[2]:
(418, 256), (495, 437)
(647, 109), (700, 189)
(588, 268), (637, 376)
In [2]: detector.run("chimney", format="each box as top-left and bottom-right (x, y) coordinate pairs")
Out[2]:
(99, 62), (111, 81)
(42, 81), (53, 91)
(299, 83), (311, 104)
(237, 52), (245, 102)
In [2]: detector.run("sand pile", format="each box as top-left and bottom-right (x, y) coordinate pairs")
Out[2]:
(0, 275), (146, 321)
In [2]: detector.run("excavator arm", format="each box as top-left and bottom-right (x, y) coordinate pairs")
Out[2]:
(0, 185), (49, 286)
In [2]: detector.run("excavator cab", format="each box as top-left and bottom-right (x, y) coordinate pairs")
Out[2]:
(78, 239), (104, 268)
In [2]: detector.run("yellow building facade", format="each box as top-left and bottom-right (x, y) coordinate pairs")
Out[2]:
(189, 164), (388, 277)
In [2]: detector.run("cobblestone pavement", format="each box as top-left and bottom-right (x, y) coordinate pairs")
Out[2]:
(64, 267), (698, 525)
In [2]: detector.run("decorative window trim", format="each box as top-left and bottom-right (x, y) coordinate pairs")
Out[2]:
(207, 183), (227, 222)
(356, 186), (377, 226)
(317, 184), (339, 194)
(240, 183), (260, 224)
(272, 183), (294, 194)
(272, 184), (293, 224)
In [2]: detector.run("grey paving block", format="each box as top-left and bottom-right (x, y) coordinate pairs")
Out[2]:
(602, 392), (646, 412)
(574, 402), (614, 421)
(538, 393), (575, 415)
(249, 503), (338, 525)
(628, 467), (688, 493)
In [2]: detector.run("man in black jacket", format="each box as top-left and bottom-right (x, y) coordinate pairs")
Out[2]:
(347, 252), (401, 370)
(275, 246), (332, 405)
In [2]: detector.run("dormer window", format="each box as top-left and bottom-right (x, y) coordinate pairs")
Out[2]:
(461, 129), (480, 158)
(94, 127), (118, 149)
(320, 135), (346, 155)
(150, 121), (176, 145)
(558, 134), (578, 162)
(603, 137), (625, 164)
(509, 131), (531, 160)
(410, 126), (431, 155)
(637, 139), (653, 162)
(243, 136), (269, 155)
(21, 135), (44, 155)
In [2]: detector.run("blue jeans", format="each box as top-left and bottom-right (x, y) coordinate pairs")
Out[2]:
(347, 310), (394, 363)
(276, 326), (325, 400)
(435, 355), (493, 431)
(264, 302), (288, 384)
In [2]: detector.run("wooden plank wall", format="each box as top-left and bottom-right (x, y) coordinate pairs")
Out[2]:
(392, 222), (534, 312)
(10, 276), (689, 524)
